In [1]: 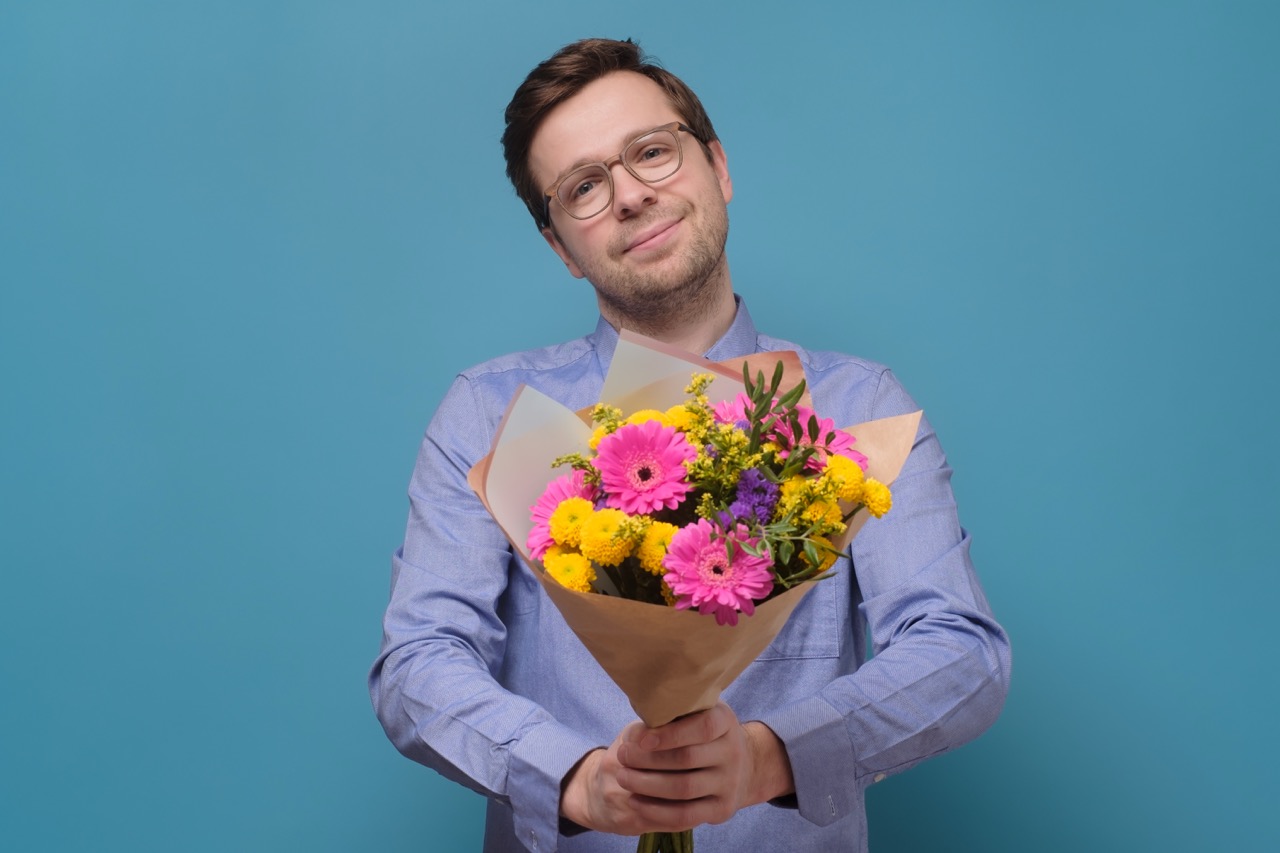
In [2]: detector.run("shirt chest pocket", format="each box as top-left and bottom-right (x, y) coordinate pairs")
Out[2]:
(755, 555), (849, 660)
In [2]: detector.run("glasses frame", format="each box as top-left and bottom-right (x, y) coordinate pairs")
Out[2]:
(542, 122), (700, 225)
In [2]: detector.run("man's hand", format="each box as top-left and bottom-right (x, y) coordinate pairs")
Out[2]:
(559, 702), (794, 835)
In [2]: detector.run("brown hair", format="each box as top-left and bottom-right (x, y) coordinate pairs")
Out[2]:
(502, 38), (719, 229)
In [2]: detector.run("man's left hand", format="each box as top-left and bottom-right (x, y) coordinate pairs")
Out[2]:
(612, 701), (794, 830)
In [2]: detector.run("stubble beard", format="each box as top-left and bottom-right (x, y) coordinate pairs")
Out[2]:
(580, 201), (730, 337)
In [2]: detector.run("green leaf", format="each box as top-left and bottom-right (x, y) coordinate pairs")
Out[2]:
(777, 380), (806, 408)
(803, 540), (820, 567)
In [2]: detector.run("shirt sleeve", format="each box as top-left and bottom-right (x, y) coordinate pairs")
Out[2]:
(756, 368), (1012, 827)
(368, 375), (601, 853)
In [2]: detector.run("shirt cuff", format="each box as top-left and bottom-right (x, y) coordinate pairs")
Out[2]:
(507, 719), (604, 852)
(757, 694), (864, 827)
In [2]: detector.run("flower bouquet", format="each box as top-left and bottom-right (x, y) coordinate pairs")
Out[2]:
(468, 332), (920, 851)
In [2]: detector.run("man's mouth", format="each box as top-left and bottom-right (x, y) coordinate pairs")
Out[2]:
(623, 219), (680, 254)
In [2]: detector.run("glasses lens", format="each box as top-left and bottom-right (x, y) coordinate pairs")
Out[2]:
(557, 166), (611, 219)
(553, 127), (685, 220)
(625, 129), (682, 182)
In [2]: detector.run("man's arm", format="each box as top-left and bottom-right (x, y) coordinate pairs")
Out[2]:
(369, 375), (601, 852)
(755, 367), (1012, 826)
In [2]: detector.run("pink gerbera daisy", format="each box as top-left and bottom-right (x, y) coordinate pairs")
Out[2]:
(777, 404), (868, 472)
(592, 420), (696, 515)
(712, 392), (753, 426)
(526, 469), (597, 560)
(662, 519), (775, 626)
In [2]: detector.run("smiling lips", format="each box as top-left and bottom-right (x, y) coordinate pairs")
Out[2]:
(623, 219), (681, 254)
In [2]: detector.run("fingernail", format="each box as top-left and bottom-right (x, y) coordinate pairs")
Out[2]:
(641, 733), (659, 750)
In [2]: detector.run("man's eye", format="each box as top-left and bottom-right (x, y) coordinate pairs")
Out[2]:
(572, 179), (598, 198)
(639, 144), (672, 161)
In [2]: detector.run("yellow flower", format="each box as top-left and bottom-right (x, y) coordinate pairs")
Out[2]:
(549, 497), (593, 547)
(862, 478), (892, 518)
(822, 455), (865, 504)
(664, 405), (694, 432)
(588, 424), (610, 450)
(637, 521), (679, 575)
(775, 475), (810, 519)
(625, 409), (667, 427)
(544, 546), (596, 592)
(802, 499), (845, 530)
(591, 403), (623, 427)
(579, 508), (635, 566)
(684, 373), (715, 397)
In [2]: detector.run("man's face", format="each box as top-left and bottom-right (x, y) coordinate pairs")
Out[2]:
(528, 71), (734, 323)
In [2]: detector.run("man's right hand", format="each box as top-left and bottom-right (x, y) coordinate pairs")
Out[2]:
(559, 703), (793, 835)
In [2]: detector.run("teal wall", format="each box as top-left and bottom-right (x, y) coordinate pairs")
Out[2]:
(3, 2), (1276, 850)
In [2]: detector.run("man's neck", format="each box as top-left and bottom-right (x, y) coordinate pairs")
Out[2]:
(596, 271), (738, 356)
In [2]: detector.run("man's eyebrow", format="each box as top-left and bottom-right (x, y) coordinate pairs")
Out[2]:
(550, 124), (669, 185)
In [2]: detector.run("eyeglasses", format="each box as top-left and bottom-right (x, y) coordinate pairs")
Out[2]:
(542, 122), (700, 223)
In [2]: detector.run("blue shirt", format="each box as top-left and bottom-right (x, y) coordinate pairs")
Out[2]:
(370, 298), (1011, 852)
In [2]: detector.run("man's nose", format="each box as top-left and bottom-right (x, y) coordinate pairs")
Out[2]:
(609, 163), (658, 218)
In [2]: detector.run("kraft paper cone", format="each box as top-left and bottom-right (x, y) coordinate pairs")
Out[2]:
(468, 332), (921, 726)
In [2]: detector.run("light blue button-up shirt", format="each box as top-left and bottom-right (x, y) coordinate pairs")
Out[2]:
(370, 298), (1011, 852)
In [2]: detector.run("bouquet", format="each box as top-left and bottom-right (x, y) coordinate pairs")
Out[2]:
(526, 362), (893, 625)
(468, 333), (919, 853)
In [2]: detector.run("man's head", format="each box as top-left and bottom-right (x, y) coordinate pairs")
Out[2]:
(502, 38), (719, 230)
(502, 39), (736, 341)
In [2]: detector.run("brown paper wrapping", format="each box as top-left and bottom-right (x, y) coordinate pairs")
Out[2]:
(468, 331), (921, 726)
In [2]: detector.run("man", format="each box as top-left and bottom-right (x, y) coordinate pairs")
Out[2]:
(371, 38), (1010, 852)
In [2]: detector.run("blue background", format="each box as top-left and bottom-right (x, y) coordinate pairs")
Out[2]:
(3, 1), (1277, 850)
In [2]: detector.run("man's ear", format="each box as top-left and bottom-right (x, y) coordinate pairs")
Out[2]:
(707, 140), (733, 205)
(541, 227), (585, 279)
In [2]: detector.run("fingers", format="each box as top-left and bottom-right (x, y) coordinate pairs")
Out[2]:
(563, 742), (712, 835)
(563, 705), (759, 834)
(613, 702), (753, 827)
(624, 703), (734, 754)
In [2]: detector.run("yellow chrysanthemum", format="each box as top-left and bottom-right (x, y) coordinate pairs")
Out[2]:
(664, 405), (694, 432)
(625, 409), (667, 427)
(548, 497), (593, 547)
(660, 580), (676, 606)
(588, 424), (611, 450)
(823, 455), (866, 504)
(543, 547), (596, 592)
(862, 478), (892, 518)
(802, 499), (845, 530)
(579, 508), (635, 566)
(637, 521), (679, 575)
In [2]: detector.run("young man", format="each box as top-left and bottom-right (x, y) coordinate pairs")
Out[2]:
(371, 38), (1010, 852)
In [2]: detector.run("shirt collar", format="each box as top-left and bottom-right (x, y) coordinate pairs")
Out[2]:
(587, 294), (758, 375)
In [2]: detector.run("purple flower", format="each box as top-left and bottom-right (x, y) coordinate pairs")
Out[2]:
(729, 468), (779, 523)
